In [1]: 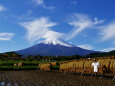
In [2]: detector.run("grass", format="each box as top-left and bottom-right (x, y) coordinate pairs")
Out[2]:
(0, 60), (53, 66)
(0, 66), (38, 70)
(0, 60), (58, 70)
(51, 65), (60, 70)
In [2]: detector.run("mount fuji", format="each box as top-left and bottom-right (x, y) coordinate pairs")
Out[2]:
(16, 38), (97, 56)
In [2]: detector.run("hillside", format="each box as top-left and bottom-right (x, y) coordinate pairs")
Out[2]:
(16, 38), (97, 56)
(84, 50), (115, 58)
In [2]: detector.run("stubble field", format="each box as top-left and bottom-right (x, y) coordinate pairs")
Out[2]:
(0, 71), (114, 86)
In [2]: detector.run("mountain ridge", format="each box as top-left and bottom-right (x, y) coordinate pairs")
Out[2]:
(42, 38), (75, 47)
(16, 39), (97, 56)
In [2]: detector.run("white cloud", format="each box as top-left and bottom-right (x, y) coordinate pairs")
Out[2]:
(78, 44), (94, 50)
(20, 17), (64, 43)
(66, 13), (103, 40)
(100, 22), (115, 41)
(0, 33), (14, 41)
(17, 10), (33, 20)
(99, 48), (115, 52)
(44, 6), (56, 10)
(43, 31), (65, 40)
(71, 1), (77, 5)
(0, 5), (6, 11)
(33, 0), (55, 10)
(33, 0), (44, 5)
(94, 17), (104, 24)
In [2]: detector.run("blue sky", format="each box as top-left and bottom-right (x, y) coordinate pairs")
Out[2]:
(0, 0), (115, 52)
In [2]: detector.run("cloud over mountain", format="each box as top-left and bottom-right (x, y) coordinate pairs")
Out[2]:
(78, 44), (94, 50)
(66, 13), (104, 40)
(43, 31), (65, 40)
(20, 17), (64, 43)
(20, 13), (104, 44)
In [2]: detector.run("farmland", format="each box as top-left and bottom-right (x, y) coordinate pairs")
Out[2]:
(0, 71), (114, 86)
(0, 57), (114, 86)
(0, 60), (53, 70)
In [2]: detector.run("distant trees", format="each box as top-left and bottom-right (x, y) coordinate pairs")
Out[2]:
(24, 54), (82, 61)
(84, 50), (115, 58)
(0, 52), (22, 60)
(1, 50), (115, 61)
(50, 55), (82, 61)
(5, 52), (22, 57)
(0, 54), (6, 58)
(25, 55), (43, 61)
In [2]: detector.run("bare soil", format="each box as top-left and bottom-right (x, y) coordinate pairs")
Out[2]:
(0, 71), (114, 86)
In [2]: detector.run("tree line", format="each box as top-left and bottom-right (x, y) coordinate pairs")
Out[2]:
(0, 50), (115, 61)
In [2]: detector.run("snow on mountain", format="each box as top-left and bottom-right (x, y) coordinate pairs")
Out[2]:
(42, 38), (75, 47)
(15, 38), (98, 56)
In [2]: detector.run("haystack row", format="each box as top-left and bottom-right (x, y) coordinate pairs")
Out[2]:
(60, 58), (115, 75)
(39, 62), (57, 71)
(39, 63), (51, 71)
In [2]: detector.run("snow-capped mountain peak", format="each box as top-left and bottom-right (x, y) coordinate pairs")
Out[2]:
(42, 38), (75, 47)
(16, 38), (97, 56)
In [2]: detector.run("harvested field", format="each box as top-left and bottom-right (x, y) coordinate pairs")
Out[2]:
(0, 71), (114, 86)
(39, 63), (51, 71)
(60, 58), (115, 75)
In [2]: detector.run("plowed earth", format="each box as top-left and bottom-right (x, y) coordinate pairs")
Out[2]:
(0, 71), (114, 86)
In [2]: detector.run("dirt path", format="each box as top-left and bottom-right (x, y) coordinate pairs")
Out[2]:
(0, 71), (114, 86)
